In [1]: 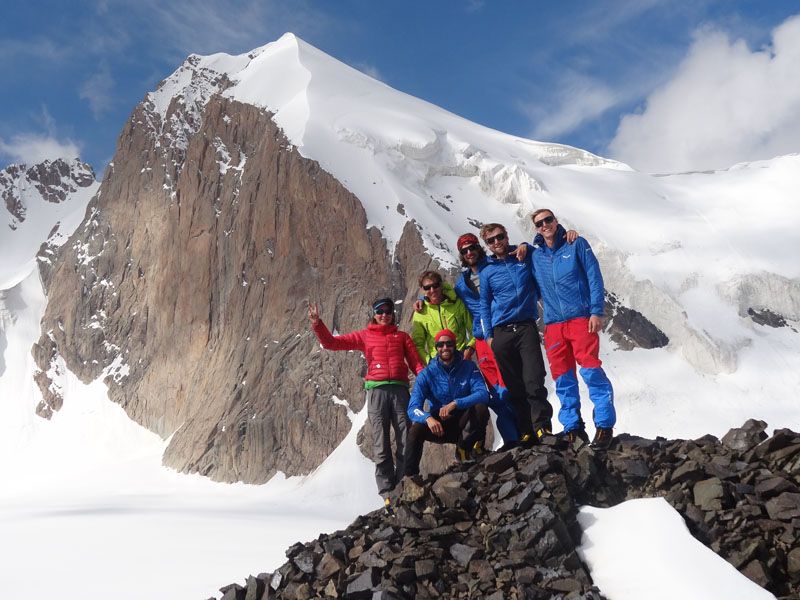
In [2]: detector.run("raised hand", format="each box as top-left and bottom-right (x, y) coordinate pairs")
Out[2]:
(307, 302), (320, 325)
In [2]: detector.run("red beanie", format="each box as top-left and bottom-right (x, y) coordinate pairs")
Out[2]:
(435, 329), (457, 343)
(456, 233), (479, 249)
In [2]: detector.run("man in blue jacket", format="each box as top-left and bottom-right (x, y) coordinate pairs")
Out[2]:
(453, 233), (519, 449)
(478, 223), (552, 446)
(530, 208), (616, 449)
(404, 329), (490, 476)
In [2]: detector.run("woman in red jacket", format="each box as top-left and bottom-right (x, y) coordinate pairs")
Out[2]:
(308, 297), (425, 501)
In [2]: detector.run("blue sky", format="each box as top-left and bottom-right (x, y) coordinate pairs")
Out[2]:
(1, 1), (799, 174)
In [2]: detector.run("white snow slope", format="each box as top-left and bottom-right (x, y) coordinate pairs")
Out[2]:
(2, 33), (797, 599)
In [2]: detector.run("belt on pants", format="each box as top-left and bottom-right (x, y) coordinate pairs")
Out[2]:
(496, 320), (535, 333)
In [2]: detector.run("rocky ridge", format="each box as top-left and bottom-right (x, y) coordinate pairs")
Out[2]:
(1, 158), (95, 230)
(214, 420), (799, 599)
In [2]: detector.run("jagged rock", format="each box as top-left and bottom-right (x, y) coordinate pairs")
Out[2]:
(747, 307), (789, 328)
(243, 575), (263, 600)
(346, 567), (380, 597)
(218, 423), (799, 600)
(788, 547), (800, 580)
(721, 420), (768, 453)
(765, 493), (800, 521)
(693, 477), (725, 511)
(603, 292), (669, 351)
(449, 543), (481, 567)
(219, 583), (245, 600)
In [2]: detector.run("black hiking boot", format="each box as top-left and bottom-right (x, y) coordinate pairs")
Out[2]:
(591, 427), (614, 450)
(534, 423), (555, 445)
(558, 428), (590, 446)
(471, 440), (487, 459)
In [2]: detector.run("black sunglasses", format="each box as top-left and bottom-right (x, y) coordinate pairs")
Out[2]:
(374, 308), (393, 315)
(422, 282), (441, 291)
(534, 215), (555, 228)
(484, 232), (507, 245)
(459, 244), (481, 256)
(435, 340), (455, 349)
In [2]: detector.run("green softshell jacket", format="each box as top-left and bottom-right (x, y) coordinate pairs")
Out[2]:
(411, 282), (475, 364)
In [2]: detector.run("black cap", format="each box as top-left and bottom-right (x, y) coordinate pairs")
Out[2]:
(372, 297), (394, 312)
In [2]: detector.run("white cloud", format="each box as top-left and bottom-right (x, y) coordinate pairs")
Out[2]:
(80, 64), (115, 119)
(525, 72), (623, 140)
(609, 14), (800, 173)
(0, 133), (81, 166)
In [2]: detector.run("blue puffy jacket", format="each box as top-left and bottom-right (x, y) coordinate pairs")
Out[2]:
(478, 245), (540, 338)
(532, 225), (605, 325)
(454, 259), (486, 340)
(408, 352), (490, 424)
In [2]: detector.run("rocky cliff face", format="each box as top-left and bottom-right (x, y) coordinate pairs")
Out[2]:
(215, 421), (799, 600)
(31, 91), (442, 483)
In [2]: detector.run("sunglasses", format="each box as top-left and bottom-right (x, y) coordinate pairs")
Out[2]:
(484, 232), (507, 245)
(459, 244), (481, 256)
(422, 282), (441, 291)
(534, 215), (555, 228)
(435, 340), (455, 349)
(374, 308), (393, 315)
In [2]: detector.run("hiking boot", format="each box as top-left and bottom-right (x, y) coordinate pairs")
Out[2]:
(455, 444), (476, 464)
(534, 424), (554, 443)
(471, 440), (487, 458)
(591, 427), (614, 450)
(519, 433), (536, 448)
(558, 428), (590, 444)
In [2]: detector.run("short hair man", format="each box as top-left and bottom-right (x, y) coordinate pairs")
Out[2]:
(411, 270), (476, 364)
(404, 329), (490, 475)
(452, 233), (519, 448)
(478, 223), (552, 445)
(530, 208), (615, 449)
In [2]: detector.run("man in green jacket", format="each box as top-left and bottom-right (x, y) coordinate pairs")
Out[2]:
(411, 270), (476, 364)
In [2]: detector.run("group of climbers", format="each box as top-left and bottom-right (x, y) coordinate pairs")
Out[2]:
(308, 208), (617, 502)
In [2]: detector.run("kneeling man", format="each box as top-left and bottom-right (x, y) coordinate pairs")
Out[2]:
(404, 329), (490, 475)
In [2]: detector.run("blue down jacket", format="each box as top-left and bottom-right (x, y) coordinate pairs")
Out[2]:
(454, 259), (487, 340)
(408, 352), (490, 424)
(478, 245), (540, 338)
(532, 225), (605, 325)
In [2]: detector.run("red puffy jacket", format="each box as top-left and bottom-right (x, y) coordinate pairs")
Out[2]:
(312, 320), (425, 383)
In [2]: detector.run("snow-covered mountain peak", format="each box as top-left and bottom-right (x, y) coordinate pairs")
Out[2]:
(0, 158), (98, 289)
(133, 33), (800, 380)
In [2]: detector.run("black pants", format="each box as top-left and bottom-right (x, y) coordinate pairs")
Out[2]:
(404, 404), (489, 476)
(491, 321), (552, 437)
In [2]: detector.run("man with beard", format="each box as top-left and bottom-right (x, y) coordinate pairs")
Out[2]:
(404, 329), (490, 474)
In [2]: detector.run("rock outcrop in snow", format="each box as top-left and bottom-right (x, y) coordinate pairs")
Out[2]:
(216, 421), (799, 599)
